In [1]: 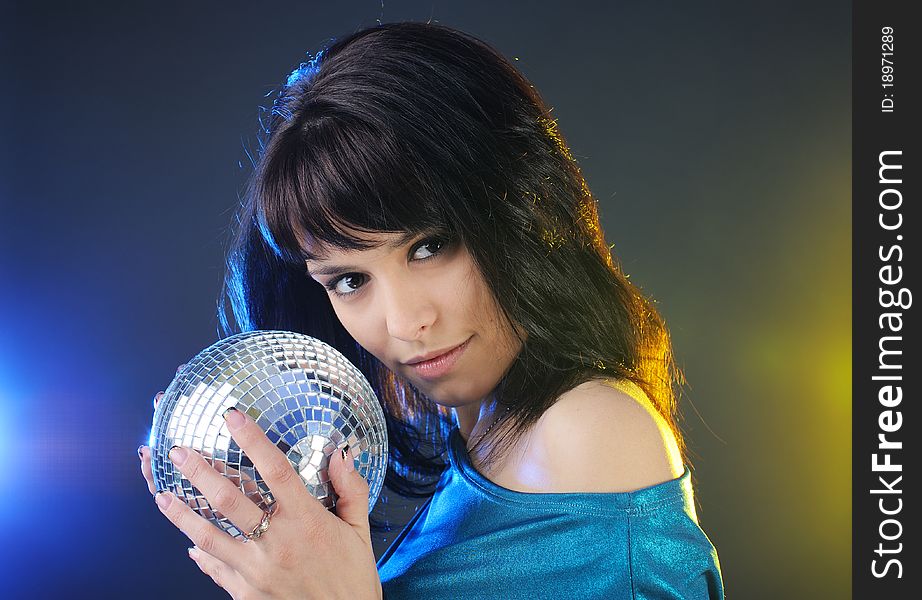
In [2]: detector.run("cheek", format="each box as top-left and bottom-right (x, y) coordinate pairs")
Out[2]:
(467, 282), (522, 357)
(330, 302), (410, 373)
(451, 261), (491, 319)
(331, 303), (378, 352)
(465, 278), (501, 330)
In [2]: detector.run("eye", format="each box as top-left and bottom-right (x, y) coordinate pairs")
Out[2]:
(325, 274), (366, 298)
(322, 235), (452, 299)
(411, 237), (447, 260)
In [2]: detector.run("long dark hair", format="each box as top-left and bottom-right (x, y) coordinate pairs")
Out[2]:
(219, 21), (688, 533)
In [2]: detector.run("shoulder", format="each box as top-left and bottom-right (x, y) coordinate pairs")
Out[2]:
(518, 378), (684, 493)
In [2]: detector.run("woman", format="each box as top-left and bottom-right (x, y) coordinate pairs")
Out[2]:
(139, 21), (724, 599)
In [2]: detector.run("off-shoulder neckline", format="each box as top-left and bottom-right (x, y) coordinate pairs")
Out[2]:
(446, 377), (693, 514)
(447, 426), (693, 515)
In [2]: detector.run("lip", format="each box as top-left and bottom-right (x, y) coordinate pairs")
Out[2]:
(404, 338), (471, 365)
(405, 337), (471, 380)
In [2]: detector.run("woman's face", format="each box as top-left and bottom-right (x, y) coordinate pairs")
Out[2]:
(304, 229), (522, 409)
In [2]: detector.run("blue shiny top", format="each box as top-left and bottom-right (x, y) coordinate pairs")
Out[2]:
(377, 425), (724, 599)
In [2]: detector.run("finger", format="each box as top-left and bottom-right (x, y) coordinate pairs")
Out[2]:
(139, 446), (156, 494)
(154, 490), (250, 574)
(153, 391), (164, 409)
(176, 363), (187, 375)
(168, 445), (265, 537)
(188, 546), (250, 597)
(329, 445), (373, 544)
(222, 407), (315, 512)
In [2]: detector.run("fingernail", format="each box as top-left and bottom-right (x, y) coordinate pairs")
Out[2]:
(188, 546), (200, 560)
(169, 445), (188, 466)
(155, 491), (172, 509)
(153, 391), (164, 408)
(138, 445), (146, 459)
(223, 407), (245, 430)
(342, 445), (355, 472)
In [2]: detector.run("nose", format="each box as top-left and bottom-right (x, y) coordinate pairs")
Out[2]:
(381, 277), (437, 342)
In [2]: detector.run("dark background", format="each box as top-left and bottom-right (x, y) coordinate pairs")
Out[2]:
(0, 1), (850, 597)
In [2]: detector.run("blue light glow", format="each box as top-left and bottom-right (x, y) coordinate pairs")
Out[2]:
(0, 347), (19, 525)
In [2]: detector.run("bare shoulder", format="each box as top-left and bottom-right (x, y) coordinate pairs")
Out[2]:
(515, 378), (685, 493)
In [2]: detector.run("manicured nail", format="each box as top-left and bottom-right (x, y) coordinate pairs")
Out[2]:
(187, 546), (200, 560)
(223, 407), (245, 430)
(169, 445), (188, 466)
(343, 446), (355, 472)
(155, 491), (172, 509)
(138, 445), (145, 459)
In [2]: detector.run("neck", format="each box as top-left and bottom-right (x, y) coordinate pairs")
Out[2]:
(453, 393), (502, 448)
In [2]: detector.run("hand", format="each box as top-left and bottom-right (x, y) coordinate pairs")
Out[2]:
(138, 388), (169, 494)
(139, 363), (185, 493)
(139, 366), (253, 497)
(139, 376), (382, 600)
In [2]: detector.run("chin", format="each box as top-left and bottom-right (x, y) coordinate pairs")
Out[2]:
(394, 362), (497, 406)
(430, 378), (496, 408)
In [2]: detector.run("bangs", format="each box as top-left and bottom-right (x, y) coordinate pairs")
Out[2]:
(254, 115), (457, 265)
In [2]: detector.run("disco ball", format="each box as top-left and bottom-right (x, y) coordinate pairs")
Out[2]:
(149, 330), (388, 540)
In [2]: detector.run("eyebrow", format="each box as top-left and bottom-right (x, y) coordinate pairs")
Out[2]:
(304, 230), (428, 276)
